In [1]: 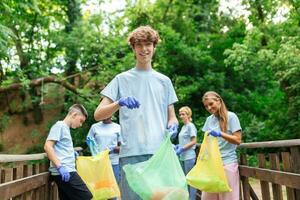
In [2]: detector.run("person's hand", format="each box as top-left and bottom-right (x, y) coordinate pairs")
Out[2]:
(209, 130), (222, 137)
(57, 166), (70, 182)
(118, 97), (140, 109)
(109, 146), (120, 154)
(167, 123), (178, 141)
(74, 151), (79, 159)
(175, 146), (185, 155)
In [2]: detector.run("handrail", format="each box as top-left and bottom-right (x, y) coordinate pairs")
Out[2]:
(195, 139), (300, 149)
(239, 139), (300, 149)
(0, 172), (49, 199)
(0, 147), (83, 163)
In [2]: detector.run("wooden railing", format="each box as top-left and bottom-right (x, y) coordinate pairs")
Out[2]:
(1, 140), (300, 200)
(239, 139), (300, 200)
(0, 147), (82, 200)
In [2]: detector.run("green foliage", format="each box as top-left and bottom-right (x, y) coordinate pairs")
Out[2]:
(26, 143), (44, 154)
(1, 0), (300, 152)
(0, 114), (9, 133)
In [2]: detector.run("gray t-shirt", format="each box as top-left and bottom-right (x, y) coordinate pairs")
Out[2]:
(87, 122), (121, 165)
(46, 121), (76, 175)
(202, 111), (242, 165)
(178, 122), (197, 161)
(101, 67), (178, 157)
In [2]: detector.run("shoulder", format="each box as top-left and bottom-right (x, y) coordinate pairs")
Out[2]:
(116, 68), (135, 79)
(228, 111), (239, 119)
(91, 122), (103, 128)
(152, 70), (171, 81)
(206, 114), (215, 121)
(52, 121), (66, 129)
(189, 122), (197, 129)
(112, 122), (120, 127)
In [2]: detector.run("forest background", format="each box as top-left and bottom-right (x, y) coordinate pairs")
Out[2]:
(0, 0), (299, 158)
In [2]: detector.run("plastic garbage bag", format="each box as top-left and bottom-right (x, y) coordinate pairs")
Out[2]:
(123, 135), (189, 200)
(76, 150), (120, 200)
(186, 132), (231, 193)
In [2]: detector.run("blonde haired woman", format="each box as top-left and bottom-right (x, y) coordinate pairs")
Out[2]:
(202, 91), (242, 200)
(175, 106), (197, 200)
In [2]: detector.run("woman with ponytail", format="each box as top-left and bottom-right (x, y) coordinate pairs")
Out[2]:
(201, 91), (242, 200)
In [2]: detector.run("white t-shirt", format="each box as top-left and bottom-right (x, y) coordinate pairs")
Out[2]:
(178, 122), (197, 161)
(101, 67), (178, 157)
(87, 122), (121, 165)
(46, 121), (76, 175)
(202, 111), (242, 165)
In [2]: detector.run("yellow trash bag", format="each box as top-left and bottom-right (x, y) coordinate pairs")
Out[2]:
(186, 132), (231, 193)
(76, 150), (120, 200)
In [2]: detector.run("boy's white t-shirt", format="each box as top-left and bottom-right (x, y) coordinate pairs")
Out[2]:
(101, 67), (178, 158)
(46, 121), (76, 175)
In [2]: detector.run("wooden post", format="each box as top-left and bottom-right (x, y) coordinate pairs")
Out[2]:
(269, 153), (283, 200)
(290, 147), (300, 199)
(281, 152), (296, 200)
(240, 154), (250, 200)
(258, 154), (271, 200)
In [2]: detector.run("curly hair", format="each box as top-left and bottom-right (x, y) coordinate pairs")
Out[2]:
(127, 25), (160, 48)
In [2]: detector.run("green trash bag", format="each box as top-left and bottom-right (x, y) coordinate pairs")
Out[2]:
(123, 135), (189, 200)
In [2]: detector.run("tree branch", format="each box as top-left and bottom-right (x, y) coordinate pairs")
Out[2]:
(0, 76), (79, 94)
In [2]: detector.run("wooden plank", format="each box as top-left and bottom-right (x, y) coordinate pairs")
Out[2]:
(0, 147), (82, 163)
(0, 172), (49, 199)
(239, 139), (300, 149)
(13, 164), (24, 200)
(240, 154), (250, 200)
(23, 164), (28, 178)
(4, 168), (13, 183)
(239, 166), (300, 189)
(258, 154), (271, 200)
(290, 147), (300, 199)
(282, 152), (296, 200)
(0, 168), (5, 183)
(249, 184), (259, 200)
(0, 153), (47, 163)
(269, 153), (283, 200)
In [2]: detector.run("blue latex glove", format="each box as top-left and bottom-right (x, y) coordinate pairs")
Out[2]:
(86, 136), (100, 156)
(74, 151), (79, 159)
(209, 130), (222, 137)
(175, 146), (185, 155)
(167, 123), (179, 141)
(57, 166), (70, 182)
(108, 146), (115, 153)
(118, 97), (140, 109)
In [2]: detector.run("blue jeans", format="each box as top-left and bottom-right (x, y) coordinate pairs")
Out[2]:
(181, 158), (197, 200)
(112, 164), (120, 184)
(120, 154), (153, 200)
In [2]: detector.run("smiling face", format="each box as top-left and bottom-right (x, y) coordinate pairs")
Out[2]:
(203, 97), (221, 115)
(133, 41), (155, 68)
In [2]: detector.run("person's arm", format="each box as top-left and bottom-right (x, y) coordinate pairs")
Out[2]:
(44, 140), (61, 167)
(221, 131), (242, 145)
(182, 136), (197, 150)
(210, 130), (242, 145)
(167, 104), (178, 126)
(94, 97), (120, 121)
